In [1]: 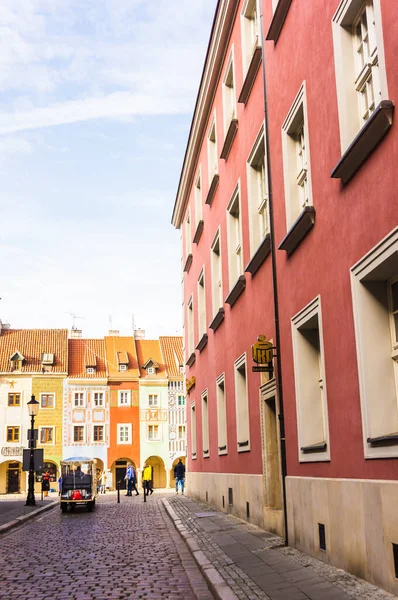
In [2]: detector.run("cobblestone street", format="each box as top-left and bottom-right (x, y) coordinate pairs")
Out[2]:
(0, 493), (213, 600)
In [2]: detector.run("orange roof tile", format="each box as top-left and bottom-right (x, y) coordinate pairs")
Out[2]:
(68, 339), (107, 379)
(135, 340), (165, 379)
(104, 336), (140, 379)
(0, 329), (68, 374)
(159, 336), (184, 380)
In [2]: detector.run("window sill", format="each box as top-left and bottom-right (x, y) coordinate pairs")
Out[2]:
(220, 118), (238, 160)
(301, 441), (327, 454)
(183, 253), (193, 273)
(225, 275), (246, 307)
(266, 0), (293, 42)
(205, 173), (219, 207)
(186, 352), (196, 367)
(209, 308), (225, 332)
(218, 445), (227, 456)
(278, 206), (315, 257)
(196, 333), (208, 353)
(193, 220), (204, 244)
(245, 234), (271, 277)
(203, 450), (209, 458)
(367, 433), (398, 447)
(192, 452), (197, 460)
(331, 100), (394, 184)
(238, 47), (262, 105)
(237, 440), (250, 452)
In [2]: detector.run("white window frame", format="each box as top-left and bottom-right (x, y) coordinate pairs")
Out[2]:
(118, 390), (131, 407)
(187, 296), (194, 356)
(222, 49), (237, 136)
(117, 423), (132, 444)
(197, 268), (207, 340)
(147, 367), (155, 375)
(40, 392), (55, 409)
(291, 296), (330, 463)
(194, 168), (202, 227)
(332, 0), (388, 153)
(207, 114), (218, 181)
(92, 424), (105, 443)
(93, 392), (105, 407)
(73, 392), (86, 408)
(73, 424), (86, 443)
(234, 353), (251, 451)
(148, 394), (159, 407)
(210, 229), (223, 317)
(281, 82), (313, 230)
(119, 364), (127, 372)
(190, 402), (197, 458)
(86, 367), (95, 375)
(39, 426), (55, 445)
(351, 227), (398, 458)
(241, 0), (260, 75)
(201, 389), (210, 456)
(216, 373), (227, 455)
(178, 425), (186, 440)
(247, 125), (269, 256)
(226, 183), (243, 289)
(147, 424), (161, 441)
(185, 209), (192, 257)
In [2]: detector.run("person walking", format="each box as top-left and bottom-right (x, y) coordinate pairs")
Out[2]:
(42, 470), (50, 497)
(130, 465), (139, 496)
(174, 459), (185, 495)
(124, 463), (134, 496)
(142, 462), (152, 497)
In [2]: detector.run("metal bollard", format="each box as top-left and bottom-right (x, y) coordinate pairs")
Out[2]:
(117, 481), (120, 503)
(143, 483), (146, 503)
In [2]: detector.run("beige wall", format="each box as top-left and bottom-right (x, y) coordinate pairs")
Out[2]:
(287, 476), (398, 596)
(187, 471), (284, 536)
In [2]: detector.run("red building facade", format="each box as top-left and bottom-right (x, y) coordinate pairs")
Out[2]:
(173, 0), (397, 592)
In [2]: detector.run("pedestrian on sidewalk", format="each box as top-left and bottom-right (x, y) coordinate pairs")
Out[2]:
(174, 459), (185, 495)
(124, 463), (134, 496)
(42, 470), (50, 497)
(130, 465), (139, 496)
(142, 462), (153, 496)
(100, 470), (107, 494)
(58, 475), (62, 496)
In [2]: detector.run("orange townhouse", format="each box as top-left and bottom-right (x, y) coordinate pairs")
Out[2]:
(105, 334), (140, 491)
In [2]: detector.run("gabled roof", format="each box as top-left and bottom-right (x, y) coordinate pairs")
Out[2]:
(10, 350), (25, 362)
(142, 358), (159, 369)
(68, 339), (107, 379)
(159, 336), (184, 380)
(0, 329), (68, 374)
(104, 336), (139, 379)
(135, 340), (165, 379)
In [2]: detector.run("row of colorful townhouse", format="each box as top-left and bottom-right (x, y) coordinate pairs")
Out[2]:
(172, 0), (398, 595)
(0, 324), (185, 495)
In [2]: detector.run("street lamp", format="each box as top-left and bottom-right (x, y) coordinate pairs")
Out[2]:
(25, 395), (40, 506)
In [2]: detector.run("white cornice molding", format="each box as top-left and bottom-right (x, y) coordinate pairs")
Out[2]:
(172, 0), (240, 229)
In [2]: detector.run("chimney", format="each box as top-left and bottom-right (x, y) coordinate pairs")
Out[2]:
(108, 329), (120, 336)
(70, 329), (82, 338)
(134, 329), (145, 340)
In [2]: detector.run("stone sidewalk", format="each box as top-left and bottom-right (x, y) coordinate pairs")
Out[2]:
(0, 492), (58, 532)
(164, 495), (397, 600)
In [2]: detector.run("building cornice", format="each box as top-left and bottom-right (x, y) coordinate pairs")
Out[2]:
(171, 0), (240, 228)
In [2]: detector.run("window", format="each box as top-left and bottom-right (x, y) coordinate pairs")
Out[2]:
(148, 394), (159, 407)
(7, 426), (20, 442)
(147, 367), (155, 375)
(117, 424), (132, 444)
(281, 83), (313, 229)
(41, 353), (54, 365)
(291, 296), (330, 462)
(93, 392), (104, 407)
(118, 390), (131, 406)
(216, 374), (227, 454)
(8, 393), (21, 407)
(222, 52), (237, 134)
(119, 364), (127, 371)
(202, 390), (209, 456)
(187, 296), (194, 356)
(197, 269), (207, 341)
(211, 230), (223, 316)
(74, 392), (85, 407)
(178, 395), (185, 407)
(247, 128), (269, 256)
(185, 210), (192, 260)
(241, 0), (259, 74)
(148, 424), (160, 441)
(190, 403), (197, 457)
(87, 367), (95, 375)
(93, 425), (104, 442)
(207, 117), (218, 181)
(332, 0), (388, 153)
(40, 393), (55, 408)
(194, 170), (202, 228)
(226, 185), (243, 288)
(234, 354), (250, 451)
(73, 426), (84, 442)
(40, 427), (54, 444)
(178, 425), (185, 440)
(351, 228), (398, 458)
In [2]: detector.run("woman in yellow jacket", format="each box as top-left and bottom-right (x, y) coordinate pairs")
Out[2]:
(142, 463), (153, 496)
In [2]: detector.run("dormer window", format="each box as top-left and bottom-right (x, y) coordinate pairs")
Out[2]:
(179, 365), (184, 374)
(143, 358), (159, 376)
(87, 367), (96, 375)
(119, 364), (127, 372)
(10, 351), (25, 371)
(147, 367), (155, 375)
(41, 353), (55, 366)
(117, 351), (129, 372)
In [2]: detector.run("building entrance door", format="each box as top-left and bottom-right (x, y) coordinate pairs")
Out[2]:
(116, 467), (126, 490)
(7, 463), (20, 493)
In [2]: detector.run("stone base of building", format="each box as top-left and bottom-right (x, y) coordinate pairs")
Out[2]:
(286, 476), (398, 596)
(187, 471), (284, 537)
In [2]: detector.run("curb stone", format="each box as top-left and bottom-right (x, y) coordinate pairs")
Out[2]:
(0, 500), (59, 534)
(163, 498), (239, 600)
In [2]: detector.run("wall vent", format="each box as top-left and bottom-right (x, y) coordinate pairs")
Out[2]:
(222, 495), (225, 508)
(228, 487), (233, 506)
(393, 543), (398, 578)
(206, 491), (208, 503)
(318, 523), (326, 551)
(246, 502), (250, 519)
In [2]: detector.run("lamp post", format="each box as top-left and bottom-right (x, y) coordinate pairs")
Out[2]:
(25, 395), (40, 506)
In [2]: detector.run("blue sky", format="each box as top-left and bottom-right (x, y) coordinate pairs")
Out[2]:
(0, 0), (216, 338)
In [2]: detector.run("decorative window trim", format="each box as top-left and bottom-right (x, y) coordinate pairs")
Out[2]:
(225, 275), (246, 307)
(205, 173), (219, 207)
(278, 206), (316, 256)
(40, 392), (55, 409)
(117, 423), (132, 445)
(73, 424), (86, 443)
(266, 0), (293, 42)
(245, 234), (271, 276)
(118, 390), (131, 407)
(196, 333), (208, 353)
(209, 308), (225, 332)
(216, 373), (228, 455)
(39, 426), (55, 446)
(234, 353), (251, 452)
(238, 46), (262, 105)
(8, 392), (21, 407)
(73, 392), (86, 408)
(92, 424), (105, 443)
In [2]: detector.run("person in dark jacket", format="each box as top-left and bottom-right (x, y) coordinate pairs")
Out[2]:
(174, 459), (185, 495)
